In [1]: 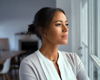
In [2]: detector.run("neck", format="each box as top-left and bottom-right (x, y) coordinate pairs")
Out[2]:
(39, 42), (58, 62)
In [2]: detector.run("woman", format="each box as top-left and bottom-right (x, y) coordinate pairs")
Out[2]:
(19, 7), (90, 80)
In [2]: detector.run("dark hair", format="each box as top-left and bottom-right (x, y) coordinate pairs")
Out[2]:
(27, 7), (65, 41)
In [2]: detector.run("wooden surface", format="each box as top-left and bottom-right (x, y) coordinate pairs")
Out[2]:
(0, 51), (26, 65)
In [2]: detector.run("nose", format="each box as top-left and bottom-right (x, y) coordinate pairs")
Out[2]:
(62, 24), (68, 32)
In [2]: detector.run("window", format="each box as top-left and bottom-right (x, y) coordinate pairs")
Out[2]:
(79, 0), (100, 80)
(89, 0), (100, 80)
(71, 0), (100, 79)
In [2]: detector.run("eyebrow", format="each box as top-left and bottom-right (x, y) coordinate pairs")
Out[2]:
(54, 20), (68, 23)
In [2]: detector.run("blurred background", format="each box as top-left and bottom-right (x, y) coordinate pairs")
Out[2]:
(0, 0), (100, 80)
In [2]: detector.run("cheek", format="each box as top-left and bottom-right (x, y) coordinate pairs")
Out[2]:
(46, 28), (61, 42)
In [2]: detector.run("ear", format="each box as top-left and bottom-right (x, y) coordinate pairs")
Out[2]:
(38, 27), (47, 37)
(38, 27), (43, 35)
(43, 29), (48, 37)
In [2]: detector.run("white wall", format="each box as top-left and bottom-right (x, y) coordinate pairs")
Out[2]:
(0, 0), (77, 53)
(71, 0), (80, 54)
(0, 0), (56, 51)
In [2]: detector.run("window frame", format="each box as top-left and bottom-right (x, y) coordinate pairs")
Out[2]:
(88, 0), (100, 80)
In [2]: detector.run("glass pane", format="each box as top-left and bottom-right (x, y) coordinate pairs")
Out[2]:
(97, 0), (100, 60)
(91, 0), (97, 55)
(93, 64), (100, 80)
(80, 0), (88, 73)
(91, 0), (100, 59)
(89, 1), (100, 80)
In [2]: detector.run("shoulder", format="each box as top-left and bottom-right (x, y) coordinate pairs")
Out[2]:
(20, 50), (39, 67)
(19, 50), (40, 77)
(59, 50), (80, 63)
(19, 50), (42, 80)
(19, 50), (41, 72)
(58, 50), (83, 75)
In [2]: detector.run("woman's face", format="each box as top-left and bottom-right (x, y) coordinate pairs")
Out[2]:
(44, 11), (69, 45)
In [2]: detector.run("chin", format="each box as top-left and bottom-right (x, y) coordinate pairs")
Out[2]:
(59, 40), (68, 45)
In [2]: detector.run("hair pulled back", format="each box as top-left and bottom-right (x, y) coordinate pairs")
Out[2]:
(27, 7), (65, 41)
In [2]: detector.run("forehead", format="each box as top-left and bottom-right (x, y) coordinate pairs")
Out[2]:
(52, 11), (67, 23)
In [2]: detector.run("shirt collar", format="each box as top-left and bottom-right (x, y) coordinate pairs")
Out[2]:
(36, 50), (63, 65)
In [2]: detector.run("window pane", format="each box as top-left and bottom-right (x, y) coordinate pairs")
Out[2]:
(91, 0), (100, 59)
(89, 0), (100, 80)
(93, 64), (100, 80)
(97, 0), (100, 60)
(91, 0), (97, 56)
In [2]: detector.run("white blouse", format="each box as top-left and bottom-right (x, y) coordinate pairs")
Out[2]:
(19, 50), (90, 80)
(36, 50), (76, 80)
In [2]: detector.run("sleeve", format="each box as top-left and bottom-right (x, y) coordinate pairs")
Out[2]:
(19, 59), (37, 80)
(74, 54), (90, 80)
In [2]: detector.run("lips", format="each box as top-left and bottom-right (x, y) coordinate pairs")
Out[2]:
(62, 35), (68, 38)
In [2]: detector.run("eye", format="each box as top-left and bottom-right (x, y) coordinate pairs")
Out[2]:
(65, 24), (69, 26)
(55, 24), (61, 26)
